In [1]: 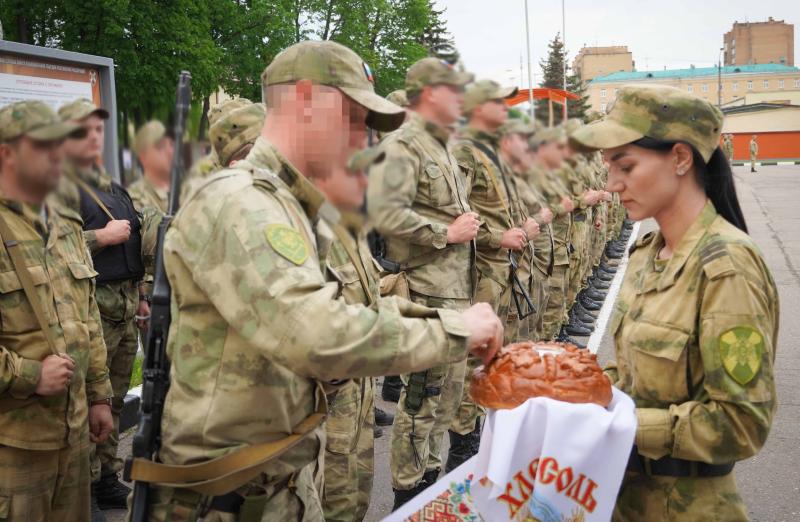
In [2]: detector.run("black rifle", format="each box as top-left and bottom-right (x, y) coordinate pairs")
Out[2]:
(509, 250), (536, 320)
(126, 70), (191, 522)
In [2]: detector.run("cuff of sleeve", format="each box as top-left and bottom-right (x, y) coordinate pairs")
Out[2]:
(487, 230), (503, 249)
(86, 376), (113, 404)
(437, 308), (470, 361)
(432, 223), (448, 249)
(9, 357), (42, 399)
(635, 408), (674, 460)
(84, 230), (101, 253)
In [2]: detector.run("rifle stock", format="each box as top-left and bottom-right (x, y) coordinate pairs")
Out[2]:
(126, 70), (191, 522)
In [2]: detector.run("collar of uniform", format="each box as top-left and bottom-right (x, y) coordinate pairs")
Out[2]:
(245, 137), (340, 223)
(0, 189), (47, 236)
(66, 161), (112, 191)
(408, 112), (451, 146)
(648, 200), (718, 292)
(462, 126), (500, 150)
(143, 176), (169, 201)
(339, 210), (365, 236)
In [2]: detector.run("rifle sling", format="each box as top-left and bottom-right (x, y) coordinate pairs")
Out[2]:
(330, 223), (375, 307)
(127, 392), (327, 496)
(65, 170), (116, 221)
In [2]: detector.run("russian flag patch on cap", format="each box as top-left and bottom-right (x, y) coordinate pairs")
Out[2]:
(363, 62), (375, 84)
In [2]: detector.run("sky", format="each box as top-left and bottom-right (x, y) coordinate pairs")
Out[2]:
(435, 0), (799, 88)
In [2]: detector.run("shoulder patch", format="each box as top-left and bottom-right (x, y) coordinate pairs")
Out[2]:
(628, 230), (654, 255)
(718, 326), (764, 385)
(265, 224), (308, 265)
(699, 237), (736, 280)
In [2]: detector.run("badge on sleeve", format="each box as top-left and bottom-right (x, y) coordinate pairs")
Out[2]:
(718, 326), (764, 385)
(265, 224), (308, 265)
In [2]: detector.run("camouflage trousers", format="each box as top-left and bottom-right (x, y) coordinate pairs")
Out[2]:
(449, 272), (509, 436)
(322, 378), (375, 522)
(750, 155), (757, 171)
(541, 263), (569, 340)
(567, 222), (590, 310)
(92, 314), (139, 481)
(141, 462), (324, 522)
(613, 470), (748, 521)
(390, 293), (469, 490)
(504, 265), (549, 343)
(0, 438), (90, 521)
(591, 206), (608, 268)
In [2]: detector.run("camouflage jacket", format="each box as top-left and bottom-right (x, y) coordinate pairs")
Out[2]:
(529, 164), (572, 266)
(607, 201), (778, 463)
(50, 161), (158, 315)
(511, 169), (554, 276)
(454, 127), (519, 286)
(749, 139), (758, 157)
(368, 112), (474, 299)
(157, 137), (471, 473)
(127, 176), (168, 214)
(0, 196), (112, 450)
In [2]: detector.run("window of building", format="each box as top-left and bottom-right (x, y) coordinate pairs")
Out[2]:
(687, 84), (693, 93)
(600, 89), (607, 98)
(779, 79), (784, 89)
(747, 81), (753, 90)
(600, 103), (607, 112)
(702, 84), (708, 92)
(732, 82), (738, 91)
(795, 79), (800, 88)
(763, 80), (769, 89)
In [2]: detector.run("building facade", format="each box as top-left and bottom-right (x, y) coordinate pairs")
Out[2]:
(586, 64), (800, 114)
(723, 18), (794, 67)
(572, 46), (634, 83)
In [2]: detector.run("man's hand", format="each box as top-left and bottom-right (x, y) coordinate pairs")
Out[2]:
(536, 208), (554, 224)
(601, 190), (613, 202)
(582, 190), (601, 206)
(89, 403), (113, 443)
(95, 220), (131, 247)
(462, 303), (504, 365)
(594, 219), (603, 231)
(500, 228), (528, 251)
(561, 196), (575, 212)
(135, 300), (151, 330)
(447, 212), (480, 244)
(522, 218), (541, 240)
(35, 353), (75, 396)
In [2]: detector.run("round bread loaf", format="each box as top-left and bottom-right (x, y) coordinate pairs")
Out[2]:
(470, 341), (612, 409)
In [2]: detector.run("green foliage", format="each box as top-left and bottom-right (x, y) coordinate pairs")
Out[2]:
(0, 0), (443, 136)
(536, 33), (589, 123)
(130, 354), (143, 389)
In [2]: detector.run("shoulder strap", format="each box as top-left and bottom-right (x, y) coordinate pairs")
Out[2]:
(65, 170), (116, 221)
(0, 213), (60, 356)
(466, 141), (513, 224)
(330, 223), (376, 308)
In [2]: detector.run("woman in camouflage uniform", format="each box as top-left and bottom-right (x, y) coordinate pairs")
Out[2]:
(572, 84), (778, 521)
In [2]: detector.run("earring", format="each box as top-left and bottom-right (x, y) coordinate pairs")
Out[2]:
(677, 168), (686, 176)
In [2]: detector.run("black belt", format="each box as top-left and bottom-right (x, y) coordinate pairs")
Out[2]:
(626, 446), (734, 477)
(573, 213), (587, 222)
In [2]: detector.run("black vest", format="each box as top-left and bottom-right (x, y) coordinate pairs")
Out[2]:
(78, 181), (145, 285)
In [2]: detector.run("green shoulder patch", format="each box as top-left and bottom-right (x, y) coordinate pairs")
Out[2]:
(718, 326), (764, 385)
(265, 224), (308, 265)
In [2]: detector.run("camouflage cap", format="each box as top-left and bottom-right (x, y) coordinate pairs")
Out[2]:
(208, 98), (252, 127)
(562, 118), (584, 136)
(529, 125), (565, 148)
(134, 120), (167, 156)
(570, 83), (724, 162)
(347, 145), (386, 172)
(386, 89), (409, 108)
(498, 117), (535, 137)
(210, 103), (266, 167)
(58, 97), (109, 122)
(0, 100), (85, 143)
(405, 57), (474, 99)
(262, 40), (404, 132)
(463, 79), (518, 113)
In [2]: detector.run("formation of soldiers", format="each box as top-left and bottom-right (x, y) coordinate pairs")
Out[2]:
(0, 39), (634, 522)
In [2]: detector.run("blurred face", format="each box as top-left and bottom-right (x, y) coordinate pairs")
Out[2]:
(62, 114), (105, 164)
(474, 99), (509, 129)
(139, 136), (174, 179)
(0, 137), (65, 201)
(426, 84), (465, 125)
(603, 143), (681, 221)
(537, 141), (565, 170)
(500, 133), (531, 169)
(314, 151), (369, 212)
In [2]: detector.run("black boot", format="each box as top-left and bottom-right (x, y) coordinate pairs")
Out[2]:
(591, 277), (611, 290)
(445, 418), (481, 473)
(381, 375), (403, 403)
(556, 329), (587, 349)
(90, 486), (107, 522)
(94, 472), (131, 510)
(580, 293), (602, 311)
(392, 482), (429, 511)
(575, 308), (596, 325)
(375, 407), (394, 426)
(374, 425), (383, 439)
(595, 269), (614, 282)
(564, 318), (592, 337)
(422, 468), (441, 486)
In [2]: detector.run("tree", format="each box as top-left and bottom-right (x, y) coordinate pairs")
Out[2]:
(566, 71), (590, 120)
(535, 33), (566, 124)
(417, 0), (452, 53)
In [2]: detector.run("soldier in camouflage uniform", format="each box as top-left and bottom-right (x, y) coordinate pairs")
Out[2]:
(53, 99), (157, 516)
(0, 101), (113, 521)
(127, 120), (173, 214)
(722, 134), (734, 164)
(184, 97), (252, 183)
(140, 40), (502, 521)
(499, 119), (555, 339)
(573, 84), (778, 521)
(447, 80), (536, 473)
(366, 57), (480, 508)
(749, 134), (758, 173)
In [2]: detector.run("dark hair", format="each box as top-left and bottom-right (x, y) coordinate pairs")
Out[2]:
(631, 137), (748, 233)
